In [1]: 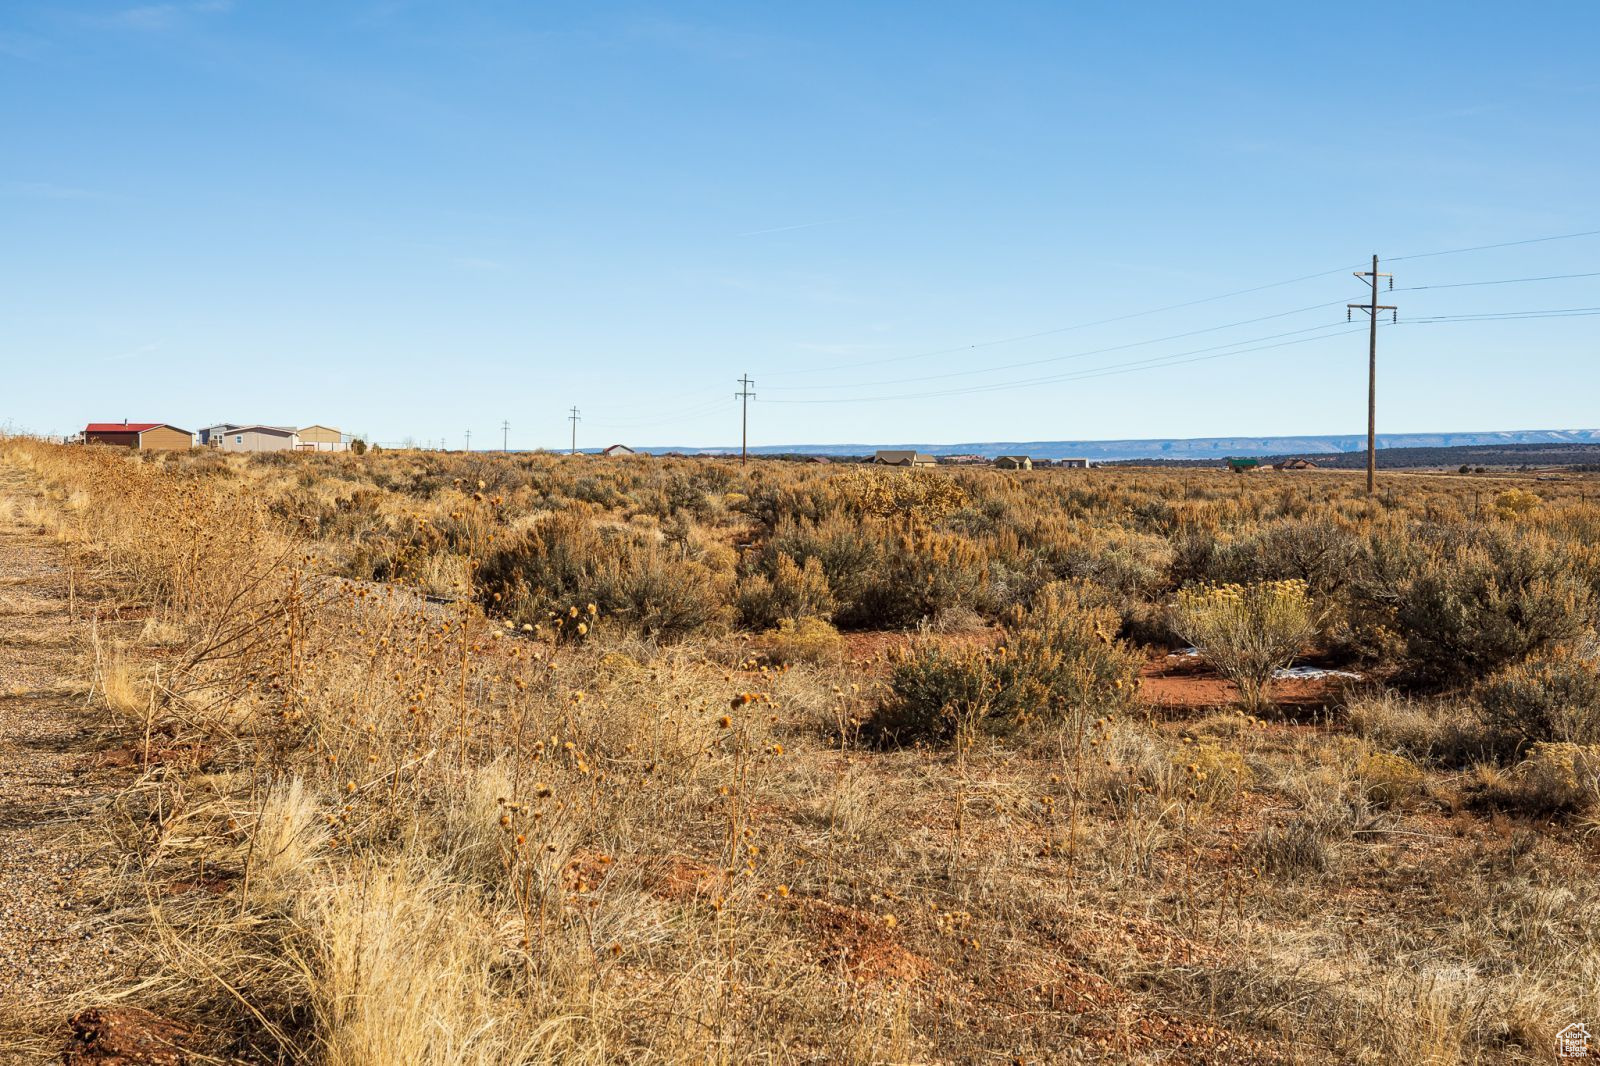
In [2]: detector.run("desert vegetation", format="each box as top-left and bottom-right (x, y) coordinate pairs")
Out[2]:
(5, 438), (1600, 1063)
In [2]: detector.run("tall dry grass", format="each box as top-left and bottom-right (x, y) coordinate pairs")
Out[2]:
(7, 437), (1600, 1064)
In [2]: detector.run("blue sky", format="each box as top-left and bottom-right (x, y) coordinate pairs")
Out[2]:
(3, 2), (1597, 449)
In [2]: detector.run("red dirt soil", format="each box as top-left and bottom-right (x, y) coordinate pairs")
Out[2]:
(1140, 651), (1359, 715)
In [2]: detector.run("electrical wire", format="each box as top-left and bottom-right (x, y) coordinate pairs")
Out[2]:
(753, 226), (1597, 386)
(759, 322), (1361, 405)
(757, 298), (1593, 408)
(564, 225), (1600, 427)
(754, 234), (1599, 401)
(585, 398), (736, 430)
(760, 263), (1363, 378)
(1389, 227), (1600, 262)
(762, 298), (1354, 392)
(1396, 270), (1600, 292)
(1403, 306), (1600, 323)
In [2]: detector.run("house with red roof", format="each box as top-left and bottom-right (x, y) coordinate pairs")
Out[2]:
(83, 422), (195, 450)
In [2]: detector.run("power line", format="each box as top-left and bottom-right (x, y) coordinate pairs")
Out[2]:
(1404, 305), (1600, 322)
(759, 321), (1360, 405)
(761, 268), (1596, 397)
(762, 298), (1352, 392)
(1395, 269), (1600, 291)
(585, 397), (736, 430)
(1389, 226), (1600, 262)
(568, 406), (580, 455)
(761, 263), (1362, 379)
(752, 295), (1594, 411)
(748, 235), (1597, 409)
(755, 225), (1599, 386)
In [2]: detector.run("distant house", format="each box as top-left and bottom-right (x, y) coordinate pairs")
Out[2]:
(806, 456), (832, 464)
(198, 424), (240, 447)
(1273, 458), (1318, 471)
(1226, 457), (1262, 473)
(298, 425), (347, 452)
(994, 455), (1032, 470)
(602, 444), (637, 457)
(870, 450), (938, 467)
(83, 422), (194, 450)
(1056, 458), (1093, 469)
(218, 426), (300, 452)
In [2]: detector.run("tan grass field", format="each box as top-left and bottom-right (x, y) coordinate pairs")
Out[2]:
(3, 438), (1599, 1064)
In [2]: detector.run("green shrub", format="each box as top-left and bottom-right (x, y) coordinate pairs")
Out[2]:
(991, 582), (1142, 728)
(476, 515), (728, 641)
(867, 641), (998, 747)
(735, 553), (834, 630)
(867, 582), (1140, 746)
(1473, 649), (1600, 752)
(601, 544), (730, 640)
(818, 530), (986, 630)
(1209, 517), (1361, 600)
(1390, 533), (1592, 689)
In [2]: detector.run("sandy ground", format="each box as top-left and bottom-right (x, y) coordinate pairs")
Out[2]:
(0, 462), (133, 1062)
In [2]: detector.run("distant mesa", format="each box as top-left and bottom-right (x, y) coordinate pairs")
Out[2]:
(628, 428), (1600, 463)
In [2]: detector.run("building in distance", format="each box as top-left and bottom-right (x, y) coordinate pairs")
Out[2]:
(870, 450), (938, 467)
(83, 422), (194, 450)
(215, 426), (300, 452)
(297, 426), (348, 452)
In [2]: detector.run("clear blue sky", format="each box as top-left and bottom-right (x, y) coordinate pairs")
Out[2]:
(4, 2), (1597, 449)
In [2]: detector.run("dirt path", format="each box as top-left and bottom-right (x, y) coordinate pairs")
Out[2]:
(0, 461), (130, 1061)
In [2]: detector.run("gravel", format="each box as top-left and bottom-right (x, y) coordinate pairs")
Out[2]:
(0, 470), (133, 1038)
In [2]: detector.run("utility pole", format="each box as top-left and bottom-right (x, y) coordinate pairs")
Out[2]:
(501, 419), (510, 452)
(465, 429), (472, 452)
(735, 374), (756, 466)
(1348, 255), (1396, 495)
(568, 406), (581, 455)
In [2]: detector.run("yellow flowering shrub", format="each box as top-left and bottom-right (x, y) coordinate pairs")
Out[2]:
(1358, 751), (1426, 808)
(1170, 579), (1318, 711)
(755, 616), (844, 665)
(1492, 488), (1541, 520)
(1504, 742), (1600, 813)
(1171, 740), (1252, 805)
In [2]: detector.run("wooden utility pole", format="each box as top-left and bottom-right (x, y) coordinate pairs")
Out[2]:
(501, 419), (510, 452)
(464, 429), (472, 452)
(735, 374), (756, 466)
(568, 406), (581, 455)
(1349, 255), (1396, 494)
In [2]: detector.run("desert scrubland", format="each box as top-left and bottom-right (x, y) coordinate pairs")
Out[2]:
(3, 439), (1599, 1064)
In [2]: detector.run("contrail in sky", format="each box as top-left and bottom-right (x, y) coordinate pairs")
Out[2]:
(737, 218), (848, 237)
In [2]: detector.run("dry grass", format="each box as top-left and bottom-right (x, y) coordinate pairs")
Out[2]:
(92, 637), (150, 721)
(5, 438), (1600, 1064)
